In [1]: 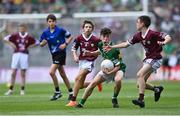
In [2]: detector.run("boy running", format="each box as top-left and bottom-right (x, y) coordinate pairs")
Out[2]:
(105, 15), (172, 108)
(76, 27), (126, 108)
(40, 14), (73, 101)
(66, 20), (102, 107)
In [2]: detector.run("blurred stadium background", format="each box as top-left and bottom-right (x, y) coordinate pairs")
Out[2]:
(0, 0), (180, 84)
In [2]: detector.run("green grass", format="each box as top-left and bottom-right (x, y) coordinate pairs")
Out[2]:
(0, 81), (180, 115)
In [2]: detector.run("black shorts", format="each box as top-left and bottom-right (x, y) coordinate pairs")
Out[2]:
(52, 51), (66, 65)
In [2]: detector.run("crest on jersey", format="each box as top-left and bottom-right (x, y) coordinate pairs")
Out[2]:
(84, 42), (88, 47)
(91, 43), (94, 47)
(142, 40), (146, 45)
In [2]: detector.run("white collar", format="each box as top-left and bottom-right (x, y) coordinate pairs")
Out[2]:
(82, 33), (92, 41)
(19, 32), (28, 38)
(141, 28), (149, 39)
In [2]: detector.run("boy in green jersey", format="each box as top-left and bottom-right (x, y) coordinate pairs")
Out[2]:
(76, 27), (126, 108)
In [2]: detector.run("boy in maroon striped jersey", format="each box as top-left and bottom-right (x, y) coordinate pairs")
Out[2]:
(3, 23), (39, 95)
(66, 20), (102, 107)
(105, 15), (172, 108)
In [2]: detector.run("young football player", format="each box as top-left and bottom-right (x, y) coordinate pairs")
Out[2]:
(4, 23), (39, 95)
(66, 20), (102, 107)
(105, 15), (172, 108)
(40, 14), (73, 101)
(76, 27), (126, 108)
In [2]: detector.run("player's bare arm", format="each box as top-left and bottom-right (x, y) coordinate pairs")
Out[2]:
(72, 50), (79, 63)
(112, 41), (130, 49)
(40, 39), (47, 47)
(27, 40), (40, 49)
(65, 35), (73, 45)
(83, 49), (100, 57)
(103, 65), (120, 75)
(157, 35), (172, 46)
(104, 41), (129, 52)
(3, 39), (17, 49)
(59, 36), (73, 50)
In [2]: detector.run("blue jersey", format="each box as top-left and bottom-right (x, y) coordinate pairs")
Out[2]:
(40, 26), (71, 54)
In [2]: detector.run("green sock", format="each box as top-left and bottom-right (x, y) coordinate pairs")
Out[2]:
(113, 93), (118, 98)
(79, 99), (86, 105)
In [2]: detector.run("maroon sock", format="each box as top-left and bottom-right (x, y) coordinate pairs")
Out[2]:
(138, 93), (144, 101)
(71, 96), (76, 101)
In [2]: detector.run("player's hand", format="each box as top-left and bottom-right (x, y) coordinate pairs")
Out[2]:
(73, 55), (79, 63)
(104, 45), (112, 52)
(102, 68), (110, 75)
(40, 39), (47, 47)
(83, 50), (91, 56)
(157, 41), (165, 46)
(59, 43), (66, 50)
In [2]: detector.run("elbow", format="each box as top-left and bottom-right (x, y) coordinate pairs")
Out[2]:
(123, 43), (129, 48)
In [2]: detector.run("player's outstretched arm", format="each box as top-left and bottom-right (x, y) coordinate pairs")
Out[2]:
(111, 41), (130, 49)
(40, 39), (47, 47)
(104, 41), (129, 52)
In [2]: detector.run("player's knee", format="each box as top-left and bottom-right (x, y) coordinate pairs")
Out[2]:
(11, 72), (16, 78)
(137, 72), (141, 78)
(89, 82), (97, 88)
(115, 77), (121, 83)
(49, 71), (55, 77)
(59, 71), (65, 77)
(137, 85), (139, 88)
(75, 77), (81, 83)
(137, 72), (145, 78)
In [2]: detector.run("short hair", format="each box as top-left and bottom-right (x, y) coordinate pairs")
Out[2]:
(100, 27), (112, 36)
(18, 23), (27, 28)
(138, 15), (151, 28)
(82, 20), (94, 30)
(46, 14), (57, 22)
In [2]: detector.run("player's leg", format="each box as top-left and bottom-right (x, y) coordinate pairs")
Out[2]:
(20, 69), (26, 95)
(81, 82), (90, 89)
(112, 70), (124, 108)
(132, 63), (152, 108)
(80, 81), (103, 92)
(144, 59), (164, 102)
(66, 69), (89, 106)
(5, 69), (17, 95)
(19, 53), (28, 95)
(5, 53), (19, 95)
(58, 65), (73, 100)
(80, 79), (102, 92)
(76, 74), (105, 108)
(49, 64), (62, 101)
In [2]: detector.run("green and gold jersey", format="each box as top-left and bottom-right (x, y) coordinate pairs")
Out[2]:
(98, 41), (126, 72)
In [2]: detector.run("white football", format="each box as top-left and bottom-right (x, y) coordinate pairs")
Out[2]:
(101, 59), (114, 71)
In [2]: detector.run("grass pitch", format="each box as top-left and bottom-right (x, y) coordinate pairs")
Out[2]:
(0, 81), (180, 115)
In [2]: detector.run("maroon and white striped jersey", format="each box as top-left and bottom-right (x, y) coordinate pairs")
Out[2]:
(4, 32), (37, 54)
(72, 33), (101, 61)
(128, 29), (168, 60)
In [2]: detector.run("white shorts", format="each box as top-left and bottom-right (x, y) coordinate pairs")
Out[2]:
(144, 58), (162, 72)
(97, 70), (123, 83)
(79, 60), (94, 72)
(11, 53), (29, 69)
